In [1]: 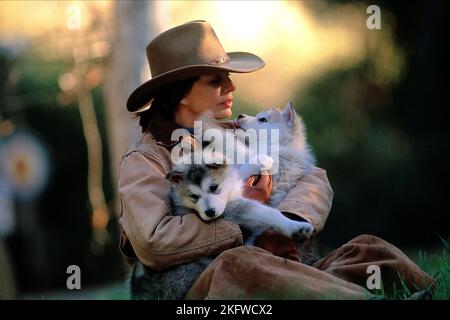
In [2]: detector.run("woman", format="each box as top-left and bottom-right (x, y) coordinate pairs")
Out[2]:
(119, 21), (434, 299)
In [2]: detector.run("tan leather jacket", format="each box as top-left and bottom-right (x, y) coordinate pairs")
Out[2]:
(118, 114), (334, 271)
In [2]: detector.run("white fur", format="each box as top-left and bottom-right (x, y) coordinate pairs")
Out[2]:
(169, 102), (315, 234)
(235, 102), (316, 207)
(168, 163), (313, 239)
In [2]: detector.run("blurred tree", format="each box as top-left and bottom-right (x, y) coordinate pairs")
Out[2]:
(0, 1), (162, 295)
(103, 1), (155, 215)
(0, 47), (17, 299)
(1, 55), (124, 295)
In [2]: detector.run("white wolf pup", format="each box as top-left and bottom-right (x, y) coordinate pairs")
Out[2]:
(196, 102), (316, 207)
(235, 102), (316, 207)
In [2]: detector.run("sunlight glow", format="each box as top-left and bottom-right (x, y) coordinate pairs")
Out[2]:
(0, 1), (403, 109)
(215, 1), (274, 42)
(161, 1), (400, 107)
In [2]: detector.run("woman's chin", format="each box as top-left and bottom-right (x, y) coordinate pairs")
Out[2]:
(213, 108), (232, 119)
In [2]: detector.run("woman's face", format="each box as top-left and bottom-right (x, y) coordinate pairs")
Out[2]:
(181, 71), (236, 119)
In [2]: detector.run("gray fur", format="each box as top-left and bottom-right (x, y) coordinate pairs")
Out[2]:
(130, 163), (313, 300)
(130, 102), (317, 300)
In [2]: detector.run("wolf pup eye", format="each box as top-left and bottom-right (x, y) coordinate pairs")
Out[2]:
(189, 194), (200, 202)
(258, 117), (267, 123)
(209, 184), (219, 193)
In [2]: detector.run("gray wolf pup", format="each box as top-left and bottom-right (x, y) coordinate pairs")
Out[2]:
(129, 159), (313, 300)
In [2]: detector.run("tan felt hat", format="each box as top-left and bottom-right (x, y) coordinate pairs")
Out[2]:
(126, 20), (265, 113)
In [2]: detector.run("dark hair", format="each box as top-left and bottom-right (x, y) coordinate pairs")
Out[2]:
(136, 77), (199, 133)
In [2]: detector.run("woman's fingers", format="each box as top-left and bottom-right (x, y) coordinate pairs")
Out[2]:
(244, 175), (256, 186)
(244, 171), (272, 188)
(253, 174), (271, 189)
(242, 174), (273, 203)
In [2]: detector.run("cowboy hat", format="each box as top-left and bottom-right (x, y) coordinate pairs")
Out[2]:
(126, 20), (265, 113)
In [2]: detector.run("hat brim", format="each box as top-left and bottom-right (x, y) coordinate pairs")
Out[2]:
(126, 52), (265, 113)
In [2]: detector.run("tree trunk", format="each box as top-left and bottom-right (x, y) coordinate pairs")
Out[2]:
(103, 1), (155, 216)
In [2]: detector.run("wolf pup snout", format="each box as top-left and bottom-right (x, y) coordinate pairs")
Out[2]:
(205, 208), (216, 217)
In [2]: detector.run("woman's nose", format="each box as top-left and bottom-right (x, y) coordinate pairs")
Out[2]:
(222, 78), (236, 94)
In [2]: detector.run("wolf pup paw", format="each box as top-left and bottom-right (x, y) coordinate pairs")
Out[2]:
(256, 154), (274, 172)
(290, 221), (314, 239)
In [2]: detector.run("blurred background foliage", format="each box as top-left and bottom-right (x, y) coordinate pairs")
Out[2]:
(0, 54), (123, 294)
(298, 0), (450, 248)
(0, 0), (448, 299)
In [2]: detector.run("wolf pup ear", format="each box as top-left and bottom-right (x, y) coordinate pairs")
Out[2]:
(206, 162), (227, 170)
(282, 102), (296, 125)
(204, 152), (227, 169)
(206, 155), (227, 169)
(206, 157), (228, 169)
(166, 170), (184, 184)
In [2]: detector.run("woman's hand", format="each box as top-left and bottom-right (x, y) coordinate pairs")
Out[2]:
(242, 173), (273, 203)
(242, 173), (300, 261)
(254, 229), (300, 262)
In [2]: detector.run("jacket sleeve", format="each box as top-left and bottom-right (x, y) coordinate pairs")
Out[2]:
(277, 167), (334, 234)
(118, 151), (243, 271)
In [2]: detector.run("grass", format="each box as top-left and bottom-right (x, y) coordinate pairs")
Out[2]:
(412, 244), (449, 300)
(21, 282), (130, 300)
(20, 240), (449, 300)
(87, 244), (448, 300)
(370, 237), (450, 300)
